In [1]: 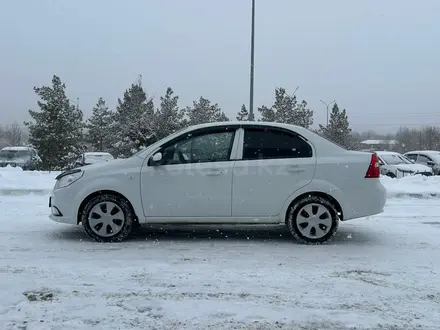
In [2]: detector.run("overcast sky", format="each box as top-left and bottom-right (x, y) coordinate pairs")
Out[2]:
(1, 0), (439, 133)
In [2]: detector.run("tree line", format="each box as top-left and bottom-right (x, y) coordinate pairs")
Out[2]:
(0, 123), (25, 148)
(17, 74), (433, 170)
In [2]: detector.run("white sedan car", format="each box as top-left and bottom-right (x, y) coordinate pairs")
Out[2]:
(49, 121), (386, 244)
(376, 151), (433, 178)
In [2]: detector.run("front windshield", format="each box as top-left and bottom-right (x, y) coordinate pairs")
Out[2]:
(380, 154), (412, 165)
(0, 150), (31, 160)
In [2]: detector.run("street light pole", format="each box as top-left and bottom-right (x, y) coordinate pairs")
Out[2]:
(248, 0), (256, 121)
(320, 99), (335, 126)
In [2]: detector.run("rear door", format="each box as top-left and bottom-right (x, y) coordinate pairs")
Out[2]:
(231, 126), (316, 217)
(417, 154), (434, 167)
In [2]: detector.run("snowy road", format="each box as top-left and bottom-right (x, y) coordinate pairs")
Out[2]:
(1, 193), (440, 329)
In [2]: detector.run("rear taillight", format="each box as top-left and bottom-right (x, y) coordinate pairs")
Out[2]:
(365, 153), (380, 178)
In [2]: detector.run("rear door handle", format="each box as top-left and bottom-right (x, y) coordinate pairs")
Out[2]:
(204, 170), (223, 176)
(286, 165), (305, 173)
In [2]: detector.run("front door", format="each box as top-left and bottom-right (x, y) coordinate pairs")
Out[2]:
(232, 126), (316, 217)
(141, 127), (238, 218)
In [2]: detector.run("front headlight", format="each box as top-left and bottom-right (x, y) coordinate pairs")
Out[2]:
(55, 169), (84, 189)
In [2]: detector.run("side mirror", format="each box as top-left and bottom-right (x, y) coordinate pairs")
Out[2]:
(150, 152), (162, 165)
(427, 161), (435, 167)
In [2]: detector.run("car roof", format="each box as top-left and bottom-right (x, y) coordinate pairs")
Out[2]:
(186, 120), (307, 131)
(404, 150), (440, 155)
(1, 146), (33, 151)
(375, 151), (401, 155)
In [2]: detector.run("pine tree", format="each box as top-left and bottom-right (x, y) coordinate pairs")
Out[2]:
(293, 100), (314, 129)
(258, 87), (314, 128)
(272, 87), (296, 123)
(111, 83), (156, 157)
(319, 103), (352, 148)
(236, 104), (249, 121)
(258, 105), (276, 122)
(25, 75), (84, 170)
(86, 97), (114, 151)
(154, 87), (186, 140)
(186, 96), (229, 125)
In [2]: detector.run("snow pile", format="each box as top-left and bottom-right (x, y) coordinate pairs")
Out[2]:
(0, 166), (60, 195)
(381, 175), (440, 198)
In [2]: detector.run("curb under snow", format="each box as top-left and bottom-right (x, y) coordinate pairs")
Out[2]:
(387, 192), (440, 199)
(0, 189), (51, 196)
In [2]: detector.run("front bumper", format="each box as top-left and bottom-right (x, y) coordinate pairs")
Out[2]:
(48, 194), (77, 225)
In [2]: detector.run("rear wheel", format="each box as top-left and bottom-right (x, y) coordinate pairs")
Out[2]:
(286, 195), (339, 244)
(81, 193), (135, 242)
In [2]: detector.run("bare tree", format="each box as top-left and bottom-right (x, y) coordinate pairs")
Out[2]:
(3, 123), (23, 146)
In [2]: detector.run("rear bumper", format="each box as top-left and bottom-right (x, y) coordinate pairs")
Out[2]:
(342, 180), (387, 220)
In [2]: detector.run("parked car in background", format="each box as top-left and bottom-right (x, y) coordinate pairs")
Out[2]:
(74, 152), (115, 168)
(403, 150), (440, 175)
(376, 151), (433, 178)
(0, 146), (42, 170)
(49, 121), (386, 245)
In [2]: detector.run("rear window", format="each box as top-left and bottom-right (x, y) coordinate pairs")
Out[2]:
(380, 154), (411, 165)
(243, 128), (312, 160)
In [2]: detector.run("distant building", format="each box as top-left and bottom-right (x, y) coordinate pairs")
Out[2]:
(360, 139), (398, 151)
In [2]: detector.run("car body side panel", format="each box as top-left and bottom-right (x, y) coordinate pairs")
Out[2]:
(279, 151), (386, 222)
(50, 157), (145, 224)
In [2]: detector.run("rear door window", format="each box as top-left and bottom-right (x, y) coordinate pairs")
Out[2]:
(242, 128), (312, 160)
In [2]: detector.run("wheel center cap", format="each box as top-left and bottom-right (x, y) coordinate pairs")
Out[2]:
(309, 215), (319, 225)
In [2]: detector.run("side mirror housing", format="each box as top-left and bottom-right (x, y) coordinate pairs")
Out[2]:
(150, 152), (162, 165)
(427, 160), (435, 166)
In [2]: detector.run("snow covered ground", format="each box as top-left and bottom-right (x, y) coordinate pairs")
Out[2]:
(1, 167), (440, 329)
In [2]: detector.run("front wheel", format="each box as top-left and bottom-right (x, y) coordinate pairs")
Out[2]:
(286, 196), (339, 244)
(80, 193), (135, 242)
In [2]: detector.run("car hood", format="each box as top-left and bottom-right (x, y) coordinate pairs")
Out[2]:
(392, 164), (432, 172)
(0, 157), (31, 164)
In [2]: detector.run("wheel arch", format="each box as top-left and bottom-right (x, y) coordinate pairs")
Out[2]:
(284, 191), (343, 224)
(77, 190), (138, 225)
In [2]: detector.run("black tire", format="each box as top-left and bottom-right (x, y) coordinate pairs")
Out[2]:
(286, 195), (339, 245)
(80, 193), (135, 243)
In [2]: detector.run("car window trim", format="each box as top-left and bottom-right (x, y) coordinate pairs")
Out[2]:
(238, 126), (313, 161)
(148, 125), (240, 166)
